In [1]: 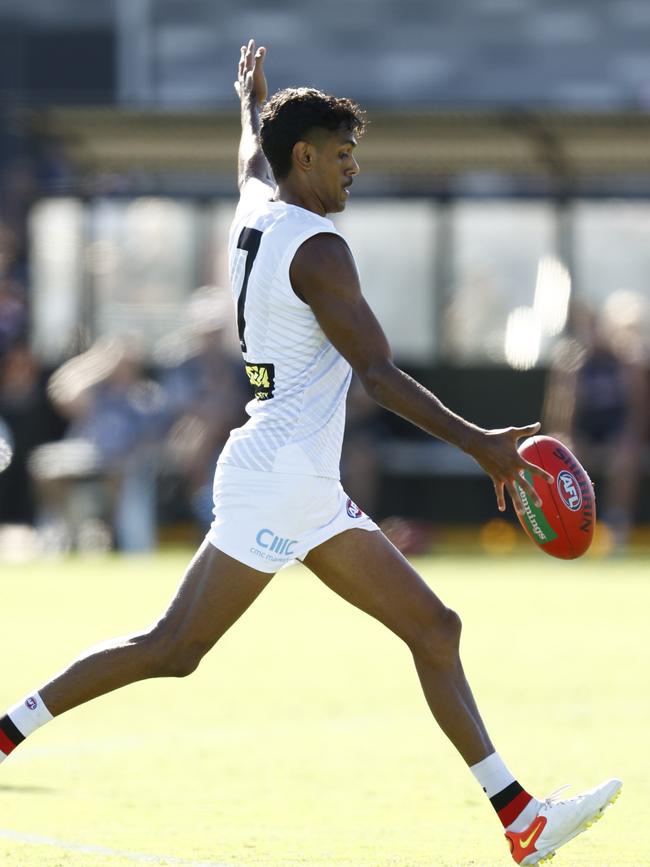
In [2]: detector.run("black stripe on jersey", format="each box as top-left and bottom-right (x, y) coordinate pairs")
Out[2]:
(236, 227), (263, 353)
(0, 714), (25, 745)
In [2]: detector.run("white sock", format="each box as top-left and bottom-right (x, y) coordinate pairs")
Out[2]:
(471, 751), (516, 796)
(0, 691), (53, 763)
(9, 692), (53, 736)
(470, 752), (540, 832)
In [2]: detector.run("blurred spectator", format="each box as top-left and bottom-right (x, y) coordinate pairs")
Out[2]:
(0, 221), (20, 277)
(2, 153), (39, 240)
(0, 209), (28, 358)
(0, 343), (63, 525)
(30, 335), (168, 552)
(0, 277), (27, 356)
(157, 286), (249, 531)
(543, 292), (650, 551)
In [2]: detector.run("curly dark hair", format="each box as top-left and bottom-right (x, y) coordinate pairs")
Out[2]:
(260, 87), (367, 181)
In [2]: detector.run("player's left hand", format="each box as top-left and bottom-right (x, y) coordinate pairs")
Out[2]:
(469, 422), (554, 516)
(235, 38), (267, 106)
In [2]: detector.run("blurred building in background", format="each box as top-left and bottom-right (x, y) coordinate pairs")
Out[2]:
(0, 0), (649, 552)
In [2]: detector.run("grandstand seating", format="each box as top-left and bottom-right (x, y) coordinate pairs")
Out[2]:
(3, 0), (650, 109)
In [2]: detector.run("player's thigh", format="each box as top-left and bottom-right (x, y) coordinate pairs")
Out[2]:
(303, 528), (451, 646)
(152, 539), (275, 647)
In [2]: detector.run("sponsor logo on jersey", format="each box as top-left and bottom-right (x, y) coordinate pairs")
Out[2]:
(346, 498), (364, 519)
(253, 528), (297, 557)
(25, 697), (38, 711)
(556, 470), (582, 511)
(245, 363), (275, 400)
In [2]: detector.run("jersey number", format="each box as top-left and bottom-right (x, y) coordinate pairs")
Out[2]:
(236, 227), (263, 352)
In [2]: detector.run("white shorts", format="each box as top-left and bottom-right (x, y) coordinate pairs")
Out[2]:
(206, 463), (378, 572)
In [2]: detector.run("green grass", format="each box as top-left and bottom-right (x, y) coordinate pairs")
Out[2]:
(0, 550), (648, 867)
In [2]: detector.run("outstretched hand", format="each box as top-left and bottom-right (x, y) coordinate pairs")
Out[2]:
(469, 422), (554, 516)
(235, 38), (267, 106)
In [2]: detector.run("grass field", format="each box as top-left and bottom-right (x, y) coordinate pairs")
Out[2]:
(0, 550), (648, 867)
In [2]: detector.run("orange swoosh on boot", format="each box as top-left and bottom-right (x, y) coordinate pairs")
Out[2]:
(506, 815), (547, 863)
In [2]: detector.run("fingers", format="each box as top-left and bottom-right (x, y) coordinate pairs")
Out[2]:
(239, 39), (266, 77)
(493, 479), (506, 513)
(515, 468), (542, 508)
(506, 480), (525, 517)
(484, 423), (555, 516)
(513, 421), (541, 440)
(513, 421), (554, 485)
(237, 40), (255, 80)
(245, 38), (256, 73)
(236, 39), (264, 101)
(524, 458), (554, 485)
(493, 465), (544, 516)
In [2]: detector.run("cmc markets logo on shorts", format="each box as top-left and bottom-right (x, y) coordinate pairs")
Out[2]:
(25, 696), (38, 711)
(557, 470), (582, 511)
(254, 528), (297, 557)
(346, 498), (364, 519)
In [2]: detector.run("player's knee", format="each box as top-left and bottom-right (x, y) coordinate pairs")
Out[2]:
(135, 629), (210, 678)
(413, 607), (462, 669)
(161, 641), (207, 678)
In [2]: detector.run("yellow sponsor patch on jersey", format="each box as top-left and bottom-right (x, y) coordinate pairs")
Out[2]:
(245, 363), (275, 400)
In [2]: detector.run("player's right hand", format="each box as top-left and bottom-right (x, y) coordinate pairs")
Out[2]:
(469, 422), (554, 517)
(235, 38), (267, 106)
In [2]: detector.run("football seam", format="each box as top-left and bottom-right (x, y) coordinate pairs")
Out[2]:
(531, 438), (578, 558)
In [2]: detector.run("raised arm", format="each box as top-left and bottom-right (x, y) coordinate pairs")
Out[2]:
(234, 39), (274, 191)
(290, 233), (554, 515)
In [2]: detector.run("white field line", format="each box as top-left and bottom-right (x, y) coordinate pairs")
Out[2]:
(0, 827), (237, 867)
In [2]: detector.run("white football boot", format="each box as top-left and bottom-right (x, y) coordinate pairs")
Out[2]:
(505, 778), (622, 865)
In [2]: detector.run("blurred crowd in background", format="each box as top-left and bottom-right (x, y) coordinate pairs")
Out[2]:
(1, 0), (650, 558)
(0, 282), (250, 553)
(0, 109), (389, 556)
(0, 112), (248, 550)
(0, 184), (648, 557)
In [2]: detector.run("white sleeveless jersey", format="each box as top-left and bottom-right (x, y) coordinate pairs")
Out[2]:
(218, 179), (352, 479)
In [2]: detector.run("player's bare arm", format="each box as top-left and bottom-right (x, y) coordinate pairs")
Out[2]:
(234, 39), (274, 190)
(291, 233), (553, 515)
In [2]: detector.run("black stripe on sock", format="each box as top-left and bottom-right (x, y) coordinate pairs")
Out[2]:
(0, 715), (25, 746)
(490, 780), (523, 812)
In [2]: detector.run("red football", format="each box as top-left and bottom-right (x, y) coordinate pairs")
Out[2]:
(514, 435), (596, 559)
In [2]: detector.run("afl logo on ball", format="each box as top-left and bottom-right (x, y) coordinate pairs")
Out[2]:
(346, 498), (363, 518)
(557, 470), (582, 511)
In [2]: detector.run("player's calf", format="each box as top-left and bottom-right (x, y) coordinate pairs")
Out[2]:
(0, 630), (212, 764)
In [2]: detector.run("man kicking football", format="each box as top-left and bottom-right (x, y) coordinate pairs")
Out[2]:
(0, 39), (620, 866)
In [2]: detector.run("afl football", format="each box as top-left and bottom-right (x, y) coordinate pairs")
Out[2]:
(514, 435), (596, 559)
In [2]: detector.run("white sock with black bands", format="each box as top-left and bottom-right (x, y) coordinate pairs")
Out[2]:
(0, 692), (53, 762)
(470, 751), (540, 831)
